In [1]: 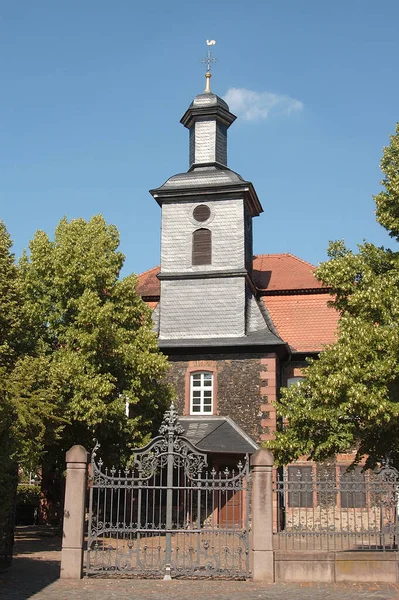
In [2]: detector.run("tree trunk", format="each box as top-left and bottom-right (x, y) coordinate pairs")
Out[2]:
(39, 462), (64, 526)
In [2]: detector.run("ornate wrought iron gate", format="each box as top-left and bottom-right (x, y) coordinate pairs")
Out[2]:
(87, 404), (250, 579)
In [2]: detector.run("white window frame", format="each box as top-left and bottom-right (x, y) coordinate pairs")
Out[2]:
(287, 377), (304, 387)
(190, 371), (213, 415)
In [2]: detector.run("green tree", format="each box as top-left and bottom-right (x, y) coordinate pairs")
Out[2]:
(0, 221), (30, 565)
(269, 125), (399, 470)
(16, 215), (172, 491)
(375, 122), (399, 241)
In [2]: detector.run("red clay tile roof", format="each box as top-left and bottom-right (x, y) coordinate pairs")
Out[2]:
(253, 254), (325, 291)
(262, 294), (339, 352)
(146, 301), (159, 310)
(137, 254), (327, 297)
(136, 266), (160, 297)
(136, 254), (339, 352)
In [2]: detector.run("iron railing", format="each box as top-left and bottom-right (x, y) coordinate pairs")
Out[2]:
(273, 462), (399, 551)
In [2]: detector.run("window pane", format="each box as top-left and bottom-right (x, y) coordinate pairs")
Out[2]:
(190, 372), (214, 416)
(340, 467), (366, 508)
(288, 466), (313, 508)
(287, 377), (304, 387)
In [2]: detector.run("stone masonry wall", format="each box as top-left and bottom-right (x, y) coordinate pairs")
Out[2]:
(165, 352), (279, 444)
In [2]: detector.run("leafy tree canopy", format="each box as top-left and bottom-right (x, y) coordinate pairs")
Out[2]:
(269, 125), (399, 470)
(375, 123), (399, 241)
(0, 220), (32, 459)
(0, 221), (30, 554)
(0, 221), (23, 372)
(12, 215), (173, 468)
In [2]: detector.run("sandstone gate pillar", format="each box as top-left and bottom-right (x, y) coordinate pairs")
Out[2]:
(250, 448), (274, 581)
(60, 445), (88, 579)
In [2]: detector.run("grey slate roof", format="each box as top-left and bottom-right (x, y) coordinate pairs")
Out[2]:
(158, 329), (286, 349)
(179, 416), (258, 454)
(153, 165), (246, 191)
(189, 93), (230, 111)
(180, 92), (236, 131)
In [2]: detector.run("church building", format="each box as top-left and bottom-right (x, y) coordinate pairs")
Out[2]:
(137, 66), (339, 463)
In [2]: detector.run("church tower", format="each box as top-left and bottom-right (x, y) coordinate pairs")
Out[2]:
(150, 54), (280, 348)
(138, 45), (335, 450)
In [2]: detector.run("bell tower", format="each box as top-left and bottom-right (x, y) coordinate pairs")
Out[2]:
(150, 45), (277, 345)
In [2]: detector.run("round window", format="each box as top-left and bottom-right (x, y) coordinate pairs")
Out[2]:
(193, 205), (211, 222)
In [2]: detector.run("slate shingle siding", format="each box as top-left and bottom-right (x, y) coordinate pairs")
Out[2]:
(159, 278), (246, 339)
(161, 199), (245, 272)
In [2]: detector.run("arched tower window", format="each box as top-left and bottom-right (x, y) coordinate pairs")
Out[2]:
(192, 228), (211, 265)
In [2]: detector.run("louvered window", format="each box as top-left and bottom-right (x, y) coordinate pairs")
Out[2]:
(192, 228), (211, 265)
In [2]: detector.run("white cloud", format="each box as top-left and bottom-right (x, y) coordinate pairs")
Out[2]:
(223, 87), (303, 122)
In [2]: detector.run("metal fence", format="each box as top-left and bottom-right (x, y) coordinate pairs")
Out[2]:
(273, 462), (399, 551)
(87, 404), (250, 579)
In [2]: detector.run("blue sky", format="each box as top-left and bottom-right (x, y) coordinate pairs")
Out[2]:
(2, 0), (399, 277)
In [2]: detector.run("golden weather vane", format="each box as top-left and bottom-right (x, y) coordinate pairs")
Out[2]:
(201, 40), (217, 93)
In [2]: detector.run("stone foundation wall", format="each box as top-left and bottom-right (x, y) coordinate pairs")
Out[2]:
(274, 551), (399, 583)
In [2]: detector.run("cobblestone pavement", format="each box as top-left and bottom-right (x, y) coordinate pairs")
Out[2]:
(1, 527), (399, 600)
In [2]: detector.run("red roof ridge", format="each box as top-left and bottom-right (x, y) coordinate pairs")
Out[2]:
(254, 253), (316, 269)
(137, 265), (160, 279)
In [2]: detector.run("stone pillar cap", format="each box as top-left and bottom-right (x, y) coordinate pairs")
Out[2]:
(66, 445), (88, 464)
(250, 448), (274, 467)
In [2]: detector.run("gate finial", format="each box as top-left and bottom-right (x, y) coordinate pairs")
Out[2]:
(91, 438), (100, 461)
(159, 402), (185, 438)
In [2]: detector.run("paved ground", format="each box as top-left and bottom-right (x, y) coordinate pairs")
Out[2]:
(1, 527), (399, 600)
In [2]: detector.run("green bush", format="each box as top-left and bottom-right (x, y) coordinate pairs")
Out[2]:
(16, 484), (40, 507)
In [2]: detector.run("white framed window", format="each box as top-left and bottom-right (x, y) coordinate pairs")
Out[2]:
(190, 372), (213, 414)
(287, 377), (304, 387)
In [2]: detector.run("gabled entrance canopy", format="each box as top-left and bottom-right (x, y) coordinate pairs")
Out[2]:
(179, 415), (259, 454)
